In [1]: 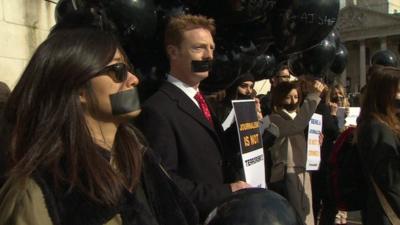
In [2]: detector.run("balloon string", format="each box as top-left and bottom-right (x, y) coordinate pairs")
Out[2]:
(72, 0), (78, 10)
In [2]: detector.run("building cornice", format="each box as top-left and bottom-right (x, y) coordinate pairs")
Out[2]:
(338, 5), (400, 41)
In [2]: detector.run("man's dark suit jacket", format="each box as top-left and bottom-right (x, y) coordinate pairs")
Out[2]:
(137, 82), (232, 220)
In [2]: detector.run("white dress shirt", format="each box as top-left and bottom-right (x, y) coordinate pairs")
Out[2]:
(167, 74), (200, 108)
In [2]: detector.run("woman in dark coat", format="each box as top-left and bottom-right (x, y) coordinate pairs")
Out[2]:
(357, 65), (400, 225)
(0, 24), (197, 225)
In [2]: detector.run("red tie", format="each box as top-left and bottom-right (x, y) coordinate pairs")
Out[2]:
(194, 92), (214, 126)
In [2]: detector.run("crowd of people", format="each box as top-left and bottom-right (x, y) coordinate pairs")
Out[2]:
(0, 12), (399, 225)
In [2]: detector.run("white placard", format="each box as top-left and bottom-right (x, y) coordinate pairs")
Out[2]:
(232, 100), (266, 188)
(337, 107), (361, 130)
(222, 108), (235, 131)
(345, 107), (360, 127)
(306, 113), (322, 171)
(241, 148), (266, 188)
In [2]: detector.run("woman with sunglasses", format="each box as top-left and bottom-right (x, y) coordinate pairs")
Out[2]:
(0, 26), (197, 225)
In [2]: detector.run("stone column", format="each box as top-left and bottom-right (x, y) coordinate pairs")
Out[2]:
(341, 68), (347, 86)
(380, 36), (387, 50)
(360, 40), (366, 90)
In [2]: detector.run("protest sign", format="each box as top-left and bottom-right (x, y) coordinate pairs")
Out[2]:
(232, 99), (266, 188)
(306, 113), (322, 171)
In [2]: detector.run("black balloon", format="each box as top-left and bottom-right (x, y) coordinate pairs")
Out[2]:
(289, 36), (337, 77)
(288, 55), (306, 76)
(200, 48), (243, 93)
(55, 0), (92, 22)
(328, 28), (341, 47)
(55, 0), (78, 22)
(204, 188), (302, 225)
(154, 0), (188, 18)
(271, 0), (340, 54)
(185, 0), (277, 25)
(303, 36), (337, 76)
(190, 0), (277, 56)
(100, 0), (158, 41)
(330, 43), (348, 74)
(236, 41), (262, 75)
(250, 53), (277, 80)
(371, 49), (399, 67)
(199, 11), (278, 90)
(99, 0), (169, 76)
(200, 39), (270, 92)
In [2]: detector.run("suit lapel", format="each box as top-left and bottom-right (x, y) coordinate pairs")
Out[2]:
(160, 82), (217, 133)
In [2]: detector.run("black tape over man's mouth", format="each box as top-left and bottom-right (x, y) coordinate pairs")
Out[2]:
(191, 60), (213, 72)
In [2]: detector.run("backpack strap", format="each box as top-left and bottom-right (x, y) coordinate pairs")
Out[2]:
(357, 126), (400, 224)
(370, 176), (400, 224)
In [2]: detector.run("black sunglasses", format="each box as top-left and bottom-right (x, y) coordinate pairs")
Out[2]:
(96, 63), (132, 82)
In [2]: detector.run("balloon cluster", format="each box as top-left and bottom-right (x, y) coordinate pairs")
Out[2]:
(288, 28), (348, 80)
(55, 0), (343, 94)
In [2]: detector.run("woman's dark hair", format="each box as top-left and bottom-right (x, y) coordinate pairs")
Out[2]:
(359, 65), (400, 136)
(224, 72), (255, 101)
(271, 81), (301, 112)
(4, 27), (142, 206)
(275, 64), (291, 76)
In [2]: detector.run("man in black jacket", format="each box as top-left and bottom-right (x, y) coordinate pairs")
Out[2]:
(137, 14), (250, 221)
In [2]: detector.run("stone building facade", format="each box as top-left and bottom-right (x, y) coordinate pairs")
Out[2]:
(356, 0), (400, 14)
(338, 3), (400, 94)
(0, 0), (56, 89)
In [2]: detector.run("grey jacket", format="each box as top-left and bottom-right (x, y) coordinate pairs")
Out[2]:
(269, 93), (321, 182)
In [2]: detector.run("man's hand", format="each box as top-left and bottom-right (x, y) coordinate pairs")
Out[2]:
(230, 181), (252, 192)
(319, 133), (324, 146)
